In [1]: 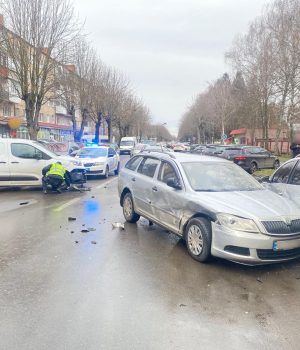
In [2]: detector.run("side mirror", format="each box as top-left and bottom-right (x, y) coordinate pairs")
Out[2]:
(167, 178), (182, 190)
(108, 153), (114, 158)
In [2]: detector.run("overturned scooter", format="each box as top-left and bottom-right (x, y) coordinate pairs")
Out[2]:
(42, 162), (90, 194)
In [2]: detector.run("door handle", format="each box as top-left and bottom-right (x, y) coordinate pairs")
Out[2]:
(152, 186), (158, 192)
(11, 161), (20, 164)
(0, 161), (6, 164)
(131, 177), (136, 182)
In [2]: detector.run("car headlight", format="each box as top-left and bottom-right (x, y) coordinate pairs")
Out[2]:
(216, 213), (260, 233)
(94, 162), (105, 166)
(72, 160), (82, 166)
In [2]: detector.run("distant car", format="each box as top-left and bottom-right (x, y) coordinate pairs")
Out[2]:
(219, 147), (245, 160)
(201, 144), (230, 157)
(76, 146), (120, 178)
(120, 137), (137, 155)
(260, 157), (300, 203)
(232, 146), (280, 174)
(130, 143), (147, 157)
(142, 144), (171, 153)
(118, 152), (300, 265)
(173, 144), (186, 152)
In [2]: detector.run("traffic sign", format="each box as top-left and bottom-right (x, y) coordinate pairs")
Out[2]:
(221, 134), (227, 140)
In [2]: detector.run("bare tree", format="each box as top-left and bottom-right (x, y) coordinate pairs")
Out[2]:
(70, 37), (98, 142)
(0, 0), (80, 139)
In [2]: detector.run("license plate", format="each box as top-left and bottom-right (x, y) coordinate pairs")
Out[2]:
(273, 239), (300, 251)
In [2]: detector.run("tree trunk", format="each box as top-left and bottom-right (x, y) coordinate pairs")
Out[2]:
(94, 112), (102, 144)
(77, 108), (88, 142)
(25, 97), (40, 140)
(106, 116), (112, 143)
(69, 105), (77, 142)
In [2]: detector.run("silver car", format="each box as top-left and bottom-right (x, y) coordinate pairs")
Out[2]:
(118, 152), (300, 265)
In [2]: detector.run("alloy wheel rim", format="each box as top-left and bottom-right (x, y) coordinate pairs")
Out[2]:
(124, 197), (133, 218)
(187, 225), (204, 256)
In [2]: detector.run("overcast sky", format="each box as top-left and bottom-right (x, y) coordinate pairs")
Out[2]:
(74, 0), (268, 135)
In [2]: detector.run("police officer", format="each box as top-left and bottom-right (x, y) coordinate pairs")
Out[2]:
(42, 161), (70, 194)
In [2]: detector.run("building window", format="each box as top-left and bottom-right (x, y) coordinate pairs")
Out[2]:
(3, 103), (11, 116)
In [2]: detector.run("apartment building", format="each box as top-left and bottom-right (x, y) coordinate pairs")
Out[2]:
(0, 15), (99, 142)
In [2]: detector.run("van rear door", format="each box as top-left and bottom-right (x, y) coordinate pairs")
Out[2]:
(0, 140), (11, 185)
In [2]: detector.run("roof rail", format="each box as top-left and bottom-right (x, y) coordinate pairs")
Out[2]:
(141, 150), (176, 159)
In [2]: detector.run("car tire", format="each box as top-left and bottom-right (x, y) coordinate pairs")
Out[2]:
(249, 162), (258, 174)
(114, 162), (120, 175)
(274, 160), (280, 169)
(123, 192), (140, 223)
(104, 165), (109, 179)
(185, 218), (211, 262)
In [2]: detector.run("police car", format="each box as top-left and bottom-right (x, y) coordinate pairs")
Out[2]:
(75, 145), (120, 178)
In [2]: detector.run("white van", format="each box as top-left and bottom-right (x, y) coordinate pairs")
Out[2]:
(0, 138), (85, 187)
(120, 137), (137, 155)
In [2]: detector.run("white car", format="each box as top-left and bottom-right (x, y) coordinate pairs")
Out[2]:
(76, 146), (120, 178)
(0, 138), (85, 187)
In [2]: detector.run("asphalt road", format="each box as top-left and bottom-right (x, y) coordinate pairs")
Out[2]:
(1, 155), (300, 350)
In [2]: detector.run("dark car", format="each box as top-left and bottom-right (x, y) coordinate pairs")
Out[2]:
(190, 145), (206, 154)
(232, 146), (280, 174)
(219, 147), (246, 160)
(201, 144), (230, 157)
(261, 158), (300, 207)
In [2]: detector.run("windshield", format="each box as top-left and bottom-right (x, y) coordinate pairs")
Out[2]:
(181, 161), (263, 192)
(78, 147), (107, 158)
(121, 141), (134, 146)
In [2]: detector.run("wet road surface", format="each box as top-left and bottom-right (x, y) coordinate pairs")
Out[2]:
(1, 156), (300, 349)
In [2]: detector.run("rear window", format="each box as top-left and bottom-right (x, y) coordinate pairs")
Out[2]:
(224, 149), (242, 155)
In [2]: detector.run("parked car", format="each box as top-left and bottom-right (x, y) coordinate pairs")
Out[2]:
(130, 143), (147, 157)
(232, 146), (280, 174)
(0, 138), (86, 187)
(118, 152), (300, 265)
(219, 146), (245, 160)
(201, 144), (230, 157)
(173, 144), (186, 152)
(261, 157), (300, 207)
(76, 145), (119, 178)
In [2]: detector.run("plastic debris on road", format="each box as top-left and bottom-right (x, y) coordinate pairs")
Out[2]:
(112, 222), (125, 230)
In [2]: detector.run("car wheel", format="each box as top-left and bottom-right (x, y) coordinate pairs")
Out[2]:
(185, 218), (211, 262)
(249, 162), (257, 174)
(104, 165), (109, 179)
(123, 192), (140, 223)
(114, 162), (120, 175)
(274, 160), (280, 169)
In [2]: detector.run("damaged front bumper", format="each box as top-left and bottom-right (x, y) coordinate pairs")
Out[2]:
(211, 222), (300, 265)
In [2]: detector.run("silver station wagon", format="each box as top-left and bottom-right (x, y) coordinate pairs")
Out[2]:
(118, 152), (300, 265)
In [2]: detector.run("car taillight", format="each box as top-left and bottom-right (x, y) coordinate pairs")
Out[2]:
(234, 156), (247, 161)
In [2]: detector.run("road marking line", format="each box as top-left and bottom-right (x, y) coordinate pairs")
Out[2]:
(96, 177), (117, 189)
(53, 178), (117, 211)
(54, 198), (80, 212)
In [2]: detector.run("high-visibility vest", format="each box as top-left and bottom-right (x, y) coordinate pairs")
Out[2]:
(47, 163), (66, 178)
